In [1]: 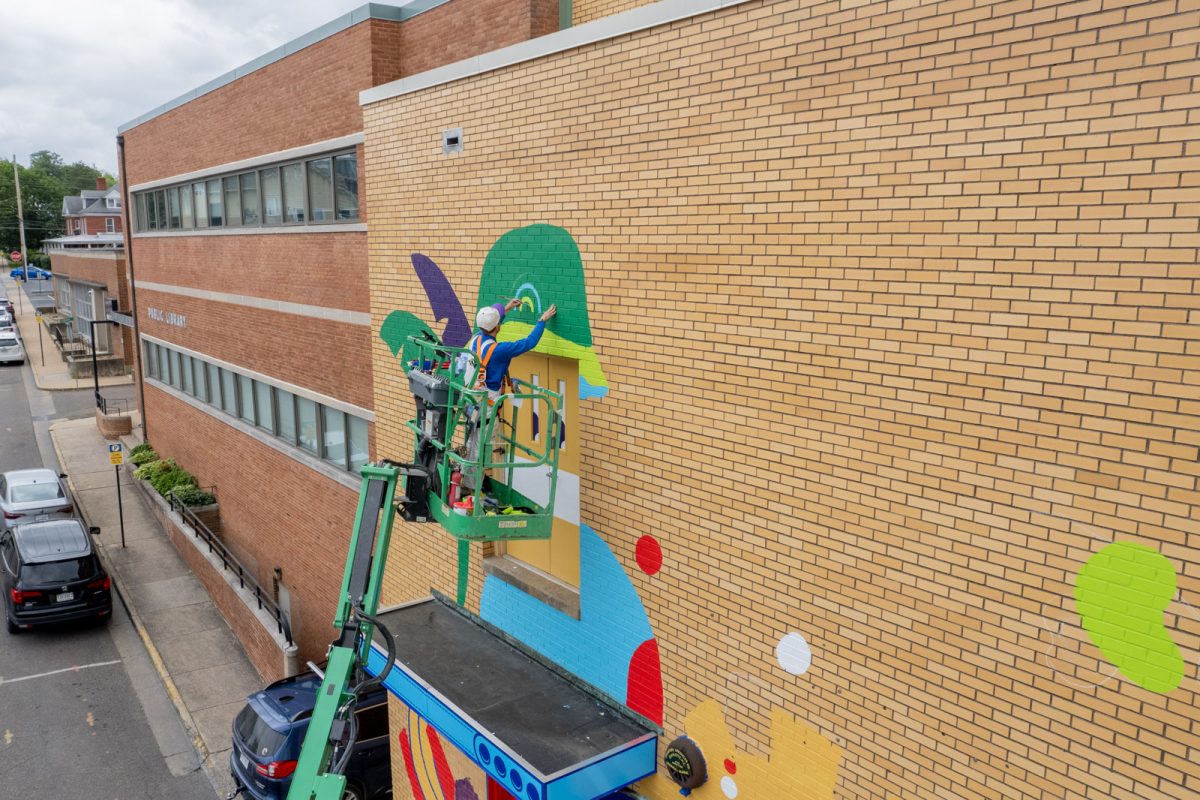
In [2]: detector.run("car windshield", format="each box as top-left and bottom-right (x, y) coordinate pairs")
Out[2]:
(235, 705), (287, 758)
(20, 557), (95, 584)
(10, 483), (64, 503)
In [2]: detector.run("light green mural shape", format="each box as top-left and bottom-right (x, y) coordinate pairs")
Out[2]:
(476, 224), (608, 398)
(380, 311), (437, 371)
(1075, 541), (1185, 693)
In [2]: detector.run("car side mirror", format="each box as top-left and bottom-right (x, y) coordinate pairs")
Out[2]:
(59, 473), (68, 479)
(88, 526), (101, 536)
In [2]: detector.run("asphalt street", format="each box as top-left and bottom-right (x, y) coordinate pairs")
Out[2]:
(0, 357), (215, 797)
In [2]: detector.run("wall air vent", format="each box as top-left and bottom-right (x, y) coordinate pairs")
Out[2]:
(442, 128), (463, 154)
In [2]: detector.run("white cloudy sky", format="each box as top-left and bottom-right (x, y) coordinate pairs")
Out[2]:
(1, 0), (372, 175)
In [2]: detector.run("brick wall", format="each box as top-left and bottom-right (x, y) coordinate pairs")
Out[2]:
(142, 384), (361, 663)
(396, 0), (561, 77)
(49, 250), (129, 309)
(66, 215), (122, 235)
(364, 0), (1200, 798)
(572, 0), (653, 26)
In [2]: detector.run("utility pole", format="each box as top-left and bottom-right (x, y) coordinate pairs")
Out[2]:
(12, 156), (27, 278)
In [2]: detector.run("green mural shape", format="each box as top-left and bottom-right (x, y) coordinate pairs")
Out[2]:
(476, 224), (607, 397)
(1075, 541), (1185, 693)
(380, 310), (437, 371)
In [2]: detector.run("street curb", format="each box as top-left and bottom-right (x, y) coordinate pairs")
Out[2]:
(48, 424), (221, 795)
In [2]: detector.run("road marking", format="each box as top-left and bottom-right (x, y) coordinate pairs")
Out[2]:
(0, 659), (122, 687)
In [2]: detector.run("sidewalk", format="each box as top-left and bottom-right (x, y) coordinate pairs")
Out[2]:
(50, 414), (262, 799)
(4, 278), (134, 391)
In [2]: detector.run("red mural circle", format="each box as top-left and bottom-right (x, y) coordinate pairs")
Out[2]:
(635, 535), (663, 575)
(724, 758), (737, 775)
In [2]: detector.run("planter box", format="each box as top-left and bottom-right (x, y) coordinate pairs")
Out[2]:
(189, 502), (221, 536)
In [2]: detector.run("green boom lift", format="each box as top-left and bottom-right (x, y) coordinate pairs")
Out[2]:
(283, 334), (564, 800)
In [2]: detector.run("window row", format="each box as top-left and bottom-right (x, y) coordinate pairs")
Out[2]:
(133, 151), (358, 233)
(142, 340), (369, 472)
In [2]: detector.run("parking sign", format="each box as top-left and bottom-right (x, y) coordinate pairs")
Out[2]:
(108, 443), (124, 465)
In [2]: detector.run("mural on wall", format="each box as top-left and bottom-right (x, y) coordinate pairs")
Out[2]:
(395, 701), (486, 800)
(640, 700), (843, 800)
(380, 223), (661, 739)
(1074, 541), (1186, 694)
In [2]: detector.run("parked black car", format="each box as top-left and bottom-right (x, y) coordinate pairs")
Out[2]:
(230, 668), (391, 800)
(1, 518), (111, 632)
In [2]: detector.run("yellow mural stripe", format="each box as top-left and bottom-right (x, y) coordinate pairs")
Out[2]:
(407, 710), (445, 800)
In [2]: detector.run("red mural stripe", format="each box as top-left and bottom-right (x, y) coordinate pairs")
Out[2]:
(399, 729), (428, 800)
(425, 725), (457, 800)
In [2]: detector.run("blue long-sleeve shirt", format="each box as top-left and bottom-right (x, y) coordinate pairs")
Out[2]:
(470, 320), (546, 391)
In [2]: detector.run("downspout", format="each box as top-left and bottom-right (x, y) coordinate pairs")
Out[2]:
(116, 135), (148, 440)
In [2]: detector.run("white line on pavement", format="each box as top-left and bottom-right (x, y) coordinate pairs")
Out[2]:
(0, 659), (123, 686)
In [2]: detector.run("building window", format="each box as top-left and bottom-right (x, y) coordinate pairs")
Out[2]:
(206, 179), (223, 227)
(307, 158), (334, 223)
(105, 218), (115, 234)
(180, 186), (194, 228)
(333, 154), (358, 220)
(167, 187), (181, 229)
(134, 150), (358, 233)
(255, 381), (274, 433)
(143, 339), (369, 475)
(154, 191), (167, 232)
(193, 183), (208, 229)
(322, 406), (345, 467)
(282, 162), (306, 224)
(261, 167), (282, 225)
(106, 196), (118, 209)
(223, 176), (242, 228)
(220, 368), (237, 416)
(277, 390), (296, 444)
(240, 172), (260, 226)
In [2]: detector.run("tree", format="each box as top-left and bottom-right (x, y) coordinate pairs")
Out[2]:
(0, 151), (115, 256)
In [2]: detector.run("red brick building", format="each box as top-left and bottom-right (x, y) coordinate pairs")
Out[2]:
(63, 178), (122, 236)
(118, 0), (560, 678)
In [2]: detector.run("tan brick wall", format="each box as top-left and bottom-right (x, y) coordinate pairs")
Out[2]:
(572, 0), (654, 25)
(364, 0), (1200, 798)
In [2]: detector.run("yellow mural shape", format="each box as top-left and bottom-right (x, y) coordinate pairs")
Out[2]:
(638, 700), (842, 800)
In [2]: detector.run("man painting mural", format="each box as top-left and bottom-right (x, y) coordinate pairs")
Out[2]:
(463, 299), (557, 460)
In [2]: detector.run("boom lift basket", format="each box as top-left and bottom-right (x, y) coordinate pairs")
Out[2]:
(404, 334), (563, 542)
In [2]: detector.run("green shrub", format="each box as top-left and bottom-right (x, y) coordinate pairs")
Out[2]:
(130, 442), (155, 457)
(171, 484), (216, 507)
(133, 458), (169, 480)
(129, 446), (158, 466)
(150, 464), (194, 498)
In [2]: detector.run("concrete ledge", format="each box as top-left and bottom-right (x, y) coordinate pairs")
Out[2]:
(130, 474), (297, 682)
(483, 554), (581, 619)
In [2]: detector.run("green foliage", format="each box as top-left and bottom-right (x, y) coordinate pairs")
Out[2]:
(0, 150), (115, 255)
(132, 458), (169, 480)
(170, 484), (216, 507)
(149, 463), (195, 498)
(129, 445), (158, 466)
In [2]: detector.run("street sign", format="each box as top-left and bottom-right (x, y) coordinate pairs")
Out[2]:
(35, 314), (42, 323)
(108, 443), (124, 465)
(9, 251), (19, 262)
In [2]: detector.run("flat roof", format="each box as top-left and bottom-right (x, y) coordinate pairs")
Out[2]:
(370, 598), (656, 799)
(118, 0), (453, 134)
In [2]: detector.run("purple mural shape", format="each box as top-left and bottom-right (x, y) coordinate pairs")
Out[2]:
(453, 778), (479, 800)
(412, 253), (472, 348)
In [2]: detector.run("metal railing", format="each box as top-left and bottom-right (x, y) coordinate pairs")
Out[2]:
(98, 396), (130, 416)
(166, 486), (294, 645)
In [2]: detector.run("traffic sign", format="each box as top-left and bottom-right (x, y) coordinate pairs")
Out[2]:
(9, 251), (19, 262)
(108, 443), (124, 465)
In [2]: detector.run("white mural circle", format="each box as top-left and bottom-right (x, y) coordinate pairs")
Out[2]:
(776, 632), (812, 675)
(721, 776), (739, 799)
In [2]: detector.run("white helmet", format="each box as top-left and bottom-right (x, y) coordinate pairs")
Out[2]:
(475, 305), (502, 332)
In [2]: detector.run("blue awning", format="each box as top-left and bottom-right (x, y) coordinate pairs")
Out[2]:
(367, 597), (657, 800)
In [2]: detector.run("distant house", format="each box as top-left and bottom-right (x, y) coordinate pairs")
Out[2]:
(63, 178), (122, 236)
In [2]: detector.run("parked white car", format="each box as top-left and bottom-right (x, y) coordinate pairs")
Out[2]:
(0, 333), (22, 364)
(0, 470), (73, 531)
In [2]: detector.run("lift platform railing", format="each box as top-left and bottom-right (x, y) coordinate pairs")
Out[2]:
(402, 335), (563, 542)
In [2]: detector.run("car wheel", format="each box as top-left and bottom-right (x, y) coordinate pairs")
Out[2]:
(342, 783), (364, 800)
(5, 608), (19, 635)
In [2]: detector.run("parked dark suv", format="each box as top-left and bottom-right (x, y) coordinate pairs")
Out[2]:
(230, 668), (391, 800)
(1, 519), (110, 633)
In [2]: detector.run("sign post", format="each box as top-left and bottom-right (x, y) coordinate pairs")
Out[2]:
(35, 313), (43, 366)
(108, 443), (126, 548)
